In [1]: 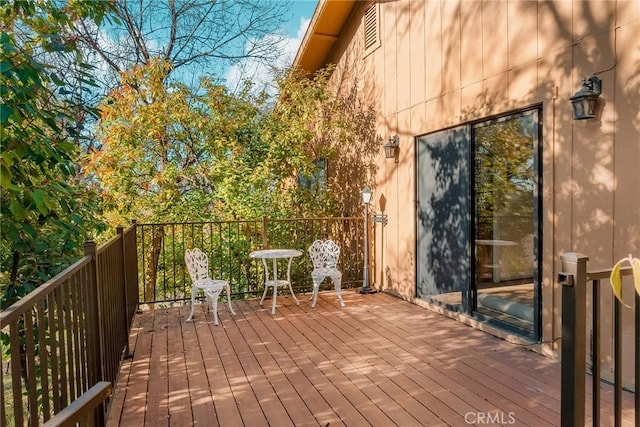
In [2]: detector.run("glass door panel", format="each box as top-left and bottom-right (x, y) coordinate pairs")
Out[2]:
(473, 111), (538, 334)
(416, 127), (470, 311)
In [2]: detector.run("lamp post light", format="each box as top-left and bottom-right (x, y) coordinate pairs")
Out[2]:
(360, 186), (377, 294)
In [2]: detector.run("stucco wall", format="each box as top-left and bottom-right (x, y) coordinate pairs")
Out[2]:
(325, 0), (639, 364)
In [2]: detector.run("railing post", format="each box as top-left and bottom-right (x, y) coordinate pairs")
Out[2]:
(261, 216), (268, 248)
(117, 226), (133, 359)
(559, 252), (589, 427)
(83, 241), (105, 426)
(130, 220), (139, 315)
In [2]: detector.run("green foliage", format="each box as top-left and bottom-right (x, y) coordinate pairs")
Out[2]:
(89, 61), (379, 227)
(0, 0), (113, 308)
(474, 115), (536, 240)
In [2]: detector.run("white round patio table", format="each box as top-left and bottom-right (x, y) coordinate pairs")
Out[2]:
(250, 249), (303, 315)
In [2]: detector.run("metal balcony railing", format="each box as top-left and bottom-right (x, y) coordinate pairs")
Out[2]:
(136, 217), (365, 306)
(559, 253), (639, 426)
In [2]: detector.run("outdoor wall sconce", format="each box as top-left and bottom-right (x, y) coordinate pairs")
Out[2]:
(570, 76), (601, 120)
(384, 135), (399, 163)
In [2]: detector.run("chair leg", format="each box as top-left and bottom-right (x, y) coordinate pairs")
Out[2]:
(211, 296), (219, 326)
(186, 287), (197, 321)
(225, 283), (236, 315)
(310, 278), (321, 308)
(333, 276), (345, 307)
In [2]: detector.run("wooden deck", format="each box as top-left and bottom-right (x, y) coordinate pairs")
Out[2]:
(106, 290), (634, 426)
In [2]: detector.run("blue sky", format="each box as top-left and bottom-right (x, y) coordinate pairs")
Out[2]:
(285, 1), (318, 37)
(278, 0), (318, 64)
(224, 0), (318, 92)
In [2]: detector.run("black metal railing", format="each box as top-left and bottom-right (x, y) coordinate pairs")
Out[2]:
(0, 225), (138, 427)
(136, 217), (365, 306)
(559, 252), (639, 426)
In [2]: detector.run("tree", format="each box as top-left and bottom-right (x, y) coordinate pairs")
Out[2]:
(87, 61), (379, 299)
(89, 58), (264, 225)
(89, 62), (379, 225)
(0, 0), (113, 307)
(73, 0), (292, 90)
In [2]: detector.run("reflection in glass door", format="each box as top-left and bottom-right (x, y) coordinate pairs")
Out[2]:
(473, 110), (540, 336)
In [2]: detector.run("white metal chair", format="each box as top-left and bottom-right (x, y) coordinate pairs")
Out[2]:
(308, 240), (345, 308)
(184, 248), (235, 325)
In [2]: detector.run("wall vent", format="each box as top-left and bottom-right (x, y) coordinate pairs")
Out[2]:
(363, 3), (380, 54)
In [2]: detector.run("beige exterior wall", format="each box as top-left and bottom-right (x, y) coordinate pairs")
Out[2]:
(324, 0), (640, 370)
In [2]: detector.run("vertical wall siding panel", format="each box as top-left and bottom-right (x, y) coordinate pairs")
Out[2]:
(379, 0), (399, 292)
(482, 72), (509, 116)
(398, 109), (416, 295)
(412, 92), (428, 133)
(612, 20), (640, 388)
(572, 29), (616, 271)
(409, 0), (425, 107)
(613, 21), (640, 260)
(539, 48), (573, 266)
(538, 1), (572, 56)
(397, 1), (411, 111)
(537, 48), (570, 348)
(577, 31), (617, 80)
(617, 0), (640, 25)
(507, 1), (537, 69)
(572, 0), (617, 40)
(383, 1), (398, 118)
(460, 80), (483, 121)
(483, 0), (508, 79)
(460, 1), (482, 87)
(441, 1), (461, 95)
(509, 61), (539, 105)
(424, 98), (444, 134)
(442, 90), (462, 127)
(424, 1), (443, 103)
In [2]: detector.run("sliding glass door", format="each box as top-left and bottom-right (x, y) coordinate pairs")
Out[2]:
(416, 108), (541, 338)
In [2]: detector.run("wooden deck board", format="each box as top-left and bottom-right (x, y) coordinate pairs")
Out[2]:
(107, 291), (634, 426)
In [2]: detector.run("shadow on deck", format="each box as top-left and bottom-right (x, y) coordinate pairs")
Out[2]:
(106, 291), (634, 426)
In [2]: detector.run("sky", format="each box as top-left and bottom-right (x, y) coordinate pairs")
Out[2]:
(224, 0), (319, 93)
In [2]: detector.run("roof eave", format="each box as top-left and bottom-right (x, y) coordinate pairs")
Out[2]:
(292, 0), (357, 75)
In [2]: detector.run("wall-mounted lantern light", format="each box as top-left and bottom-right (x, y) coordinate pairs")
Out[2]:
(570, 76), (601, 120)
(384, 135), (399, 163)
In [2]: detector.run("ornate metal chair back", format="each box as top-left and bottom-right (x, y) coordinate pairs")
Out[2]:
(185, 248), (210, 283)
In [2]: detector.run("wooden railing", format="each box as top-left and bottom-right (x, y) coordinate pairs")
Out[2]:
(0, 225), (138, 427)
(559, 253), (639, 426)
(136, 217), (365, 306)
(43, 381), (112, 427)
